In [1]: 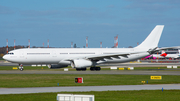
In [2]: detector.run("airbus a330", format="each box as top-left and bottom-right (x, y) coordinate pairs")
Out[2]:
(4, 25), (175, 71)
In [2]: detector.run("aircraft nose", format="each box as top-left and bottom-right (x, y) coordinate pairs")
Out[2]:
(2, 55), (8, 60)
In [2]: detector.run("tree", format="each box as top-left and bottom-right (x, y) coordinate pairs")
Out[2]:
(0, 53), (4, 58)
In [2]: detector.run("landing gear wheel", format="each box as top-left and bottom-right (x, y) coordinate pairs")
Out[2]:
(90, 67), (101, 71)
(90, 67), (96, 71)
(95, 67), (101, 71)
(82, 68), (86, 71)
(76, 68), (81, 71)
(20, 68), (23, 71)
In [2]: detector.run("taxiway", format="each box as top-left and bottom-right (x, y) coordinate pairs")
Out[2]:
(0, 84), (180, 94)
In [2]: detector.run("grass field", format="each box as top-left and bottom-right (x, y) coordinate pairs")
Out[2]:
(0, 74), (180, 88)
(0, 90), (180, 101)
(0, 65), (180, 101)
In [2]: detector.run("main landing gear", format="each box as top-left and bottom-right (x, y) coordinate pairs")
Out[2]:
(90, 67), (101, 71)
(75, 67), (101, 71)
(76, 68), (87, 71)
(19, 64), (24, 71)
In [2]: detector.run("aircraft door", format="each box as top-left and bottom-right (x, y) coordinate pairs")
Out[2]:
(52, 50), (57, 57)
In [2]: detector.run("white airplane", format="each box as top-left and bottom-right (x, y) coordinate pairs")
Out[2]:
(3, 25), (167, 71)
(151, 50), (180, 59)
(145, 50), (180, 59)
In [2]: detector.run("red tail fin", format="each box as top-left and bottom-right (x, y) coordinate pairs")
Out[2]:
(160, 53), (167, 57)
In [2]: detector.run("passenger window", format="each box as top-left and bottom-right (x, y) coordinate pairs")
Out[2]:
(7, 53), (14, 55)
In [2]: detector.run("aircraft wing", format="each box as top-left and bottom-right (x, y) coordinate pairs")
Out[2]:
(86, 53), (131, 60)
(65, 51), (148, 61)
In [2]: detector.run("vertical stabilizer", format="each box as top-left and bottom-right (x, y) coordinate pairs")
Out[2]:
(135, 25), (164, 50)
(161, 50), (165, 54)
(160, 50), (167, 57)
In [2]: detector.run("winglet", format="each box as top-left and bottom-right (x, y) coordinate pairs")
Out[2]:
(135, 25), (164, 50)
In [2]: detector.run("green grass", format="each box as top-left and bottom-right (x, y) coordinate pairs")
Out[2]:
(133, 67), (171, 70)
(0, 66), (180, 100)
(0, 74), (180, 88)
(0, 90), (180, 101)
(0, 66), (179, 71)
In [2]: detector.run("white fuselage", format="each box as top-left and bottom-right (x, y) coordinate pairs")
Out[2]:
(3, 48), (149, 65)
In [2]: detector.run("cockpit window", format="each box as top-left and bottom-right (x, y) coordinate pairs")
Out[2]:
(8, 53), (14, 55)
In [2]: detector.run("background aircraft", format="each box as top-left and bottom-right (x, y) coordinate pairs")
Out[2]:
(145, 50), (180, 59)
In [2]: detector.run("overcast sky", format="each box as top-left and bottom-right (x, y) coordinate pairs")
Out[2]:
(0, 0), (180, 48)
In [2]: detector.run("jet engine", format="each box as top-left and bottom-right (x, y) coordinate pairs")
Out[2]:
(48, 64), (68, 69)
(71, 59), (93, 68)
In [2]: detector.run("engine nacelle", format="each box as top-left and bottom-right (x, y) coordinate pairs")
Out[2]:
(48, 64), (68, 69)
(71, 59), (93, 68)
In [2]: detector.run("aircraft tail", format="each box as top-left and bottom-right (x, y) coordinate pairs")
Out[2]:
(135, 25), (164, 50)
(160, 50), (167, 57)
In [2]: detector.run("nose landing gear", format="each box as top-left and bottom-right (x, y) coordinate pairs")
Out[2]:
(19, 64), (24, 71)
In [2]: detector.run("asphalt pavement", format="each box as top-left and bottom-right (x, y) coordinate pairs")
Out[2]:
(0, 84), (180, 94)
